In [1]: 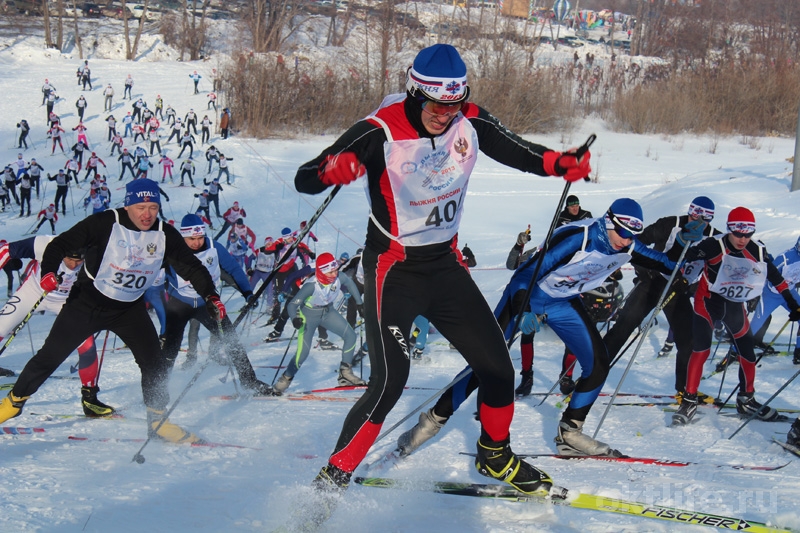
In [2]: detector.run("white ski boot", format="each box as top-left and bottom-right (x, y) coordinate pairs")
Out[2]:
(555, 418), (623, 457)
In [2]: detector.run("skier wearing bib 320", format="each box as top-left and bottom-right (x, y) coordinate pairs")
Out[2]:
(294, 44), (592, 502)
(0, 179), (225, 444)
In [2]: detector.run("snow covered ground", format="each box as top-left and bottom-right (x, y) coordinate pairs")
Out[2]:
(1, 31), (800, 533)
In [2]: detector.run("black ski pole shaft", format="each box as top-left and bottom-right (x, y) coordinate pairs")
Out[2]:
(231, 185), (342, 329)
(0, 290), (49, 359)
(132, 357), (213, 464)
(506, 134), (595, 350)
(95, 330), (111, 383)
(716, 319), (790, 410)
(728, 366), (800, 440)
(374, 366), (473, 446)
(592, 241), (690, 439)
(271, 328), (297, 386)
(535, 359), (577, 407)
(217, 319), (239, 395)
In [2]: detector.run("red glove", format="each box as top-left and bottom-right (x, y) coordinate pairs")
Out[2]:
(41, 272), (61, 292)
(542, 150), (592, 182)
(318, 152), (365, 186)
(205, 294), (226, 322)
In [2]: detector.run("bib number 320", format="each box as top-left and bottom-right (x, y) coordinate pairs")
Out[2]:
(112, 272), (147, 289)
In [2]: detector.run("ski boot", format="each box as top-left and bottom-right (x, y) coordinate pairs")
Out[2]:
(337, 362), (366, 387)
(736, 392), (780, 421)
(146, 407), (202, 444)
(411, 347), (424, 360)
(787, 419), (800, 447)
(352, 346), (368, 365)
(264, 329), (282, 342)
(318, 339), (338, 350)
(671, 393), (698, 426)
(81, 386), (116, 417)
(514, 370), (533, 397)
(0, 366), (15, 377)
(715, 348), (738, 373)
(0, 391), (30, 423)
(794, 347), (800, 366)
(180, 353), (197, 370)
(273, 373), (293, 395)
(559, 376), (576, 395)
(754, 342), (777, 356)
(244, 379), (276, 397)
(397, 408), (447, 457)
(475, 436), (554, 495)
(555, 418), (623, 456)
(658, 341), (674, 358)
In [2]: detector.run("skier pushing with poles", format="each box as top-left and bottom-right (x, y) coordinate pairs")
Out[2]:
(603, 196), (721, 402)
(291, 43), (591, 523)
(672, 207), (800, 426)
(396, 198), (681, 459)
(0, 237), (115, 415)
(0, 179), (225, 444)
(160, 214), (272, 394)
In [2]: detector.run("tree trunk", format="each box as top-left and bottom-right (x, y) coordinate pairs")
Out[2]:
(72, 0), (83, 58)
(42, 0), (53, 48)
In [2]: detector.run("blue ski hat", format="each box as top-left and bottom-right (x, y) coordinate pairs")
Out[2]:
(180, 213), (205, 237)
(688, 196), (715, 221)
(124, 178), (160, 206)
(406, 44), (469, 104)
(605, 198), (644, 239)
(281, 227), (292, 236)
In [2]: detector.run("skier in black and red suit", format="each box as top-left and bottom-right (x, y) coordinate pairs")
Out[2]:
(293, 43), (592, 503)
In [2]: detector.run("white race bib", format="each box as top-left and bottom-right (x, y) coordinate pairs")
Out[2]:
(539, 249), (630, 298)
(90, 213), (165, 302)
(709, 254), (767, 302)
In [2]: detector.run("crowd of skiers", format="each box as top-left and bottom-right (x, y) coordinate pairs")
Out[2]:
(1, 46), (799, 525)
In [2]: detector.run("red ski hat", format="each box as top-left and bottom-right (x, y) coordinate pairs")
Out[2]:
(727, 207), (755, 235)
(315, 252), (339, 285)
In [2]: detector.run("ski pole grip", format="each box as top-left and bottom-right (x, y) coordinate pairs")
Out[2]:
(576, 133), (596, 182)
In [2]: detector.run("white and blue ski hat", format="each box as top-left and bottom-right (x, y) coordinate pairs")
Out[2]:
(688, 196), (714, 221)
(180, 213), (206, 237)
(605, 198), (644, 239)
(406, 44), (469, 104)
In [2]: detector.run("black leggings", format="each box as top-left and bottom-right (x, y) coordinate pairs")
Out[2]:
(328, 248), (514, 471)
(13, 296), (169, 409)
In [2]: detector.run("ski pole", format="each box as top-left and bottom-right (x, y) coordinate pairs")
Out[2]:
(716, 319), (791, 411)
(715, 327), (736, 410)
(132, 356), (213, 464)
(271, 328), (297, 386)
(0, 290), (49, 359)
(95, 330), (111, 384)
(20, 274), (36, 356)
(707, 334), (724, 367)
(592, 241), (691, 439)
(215, 320), (240, 396)
(506, 134), (595, 349)
(728, 366), (800, 440)
(373, 366), (473, 446)
(536, 358), (577, 407)
(231, 184), (343, 329)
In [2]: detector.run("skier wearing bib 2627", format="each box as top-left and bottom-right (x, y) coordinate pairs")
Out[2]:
(0, 179), (226, 444)
(294, 44), (592, 498)
(673, 207), (800, 426)
(272, 253), (365, 394)
(397, 199), (680, 460)
(0, 236), (115, 416)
